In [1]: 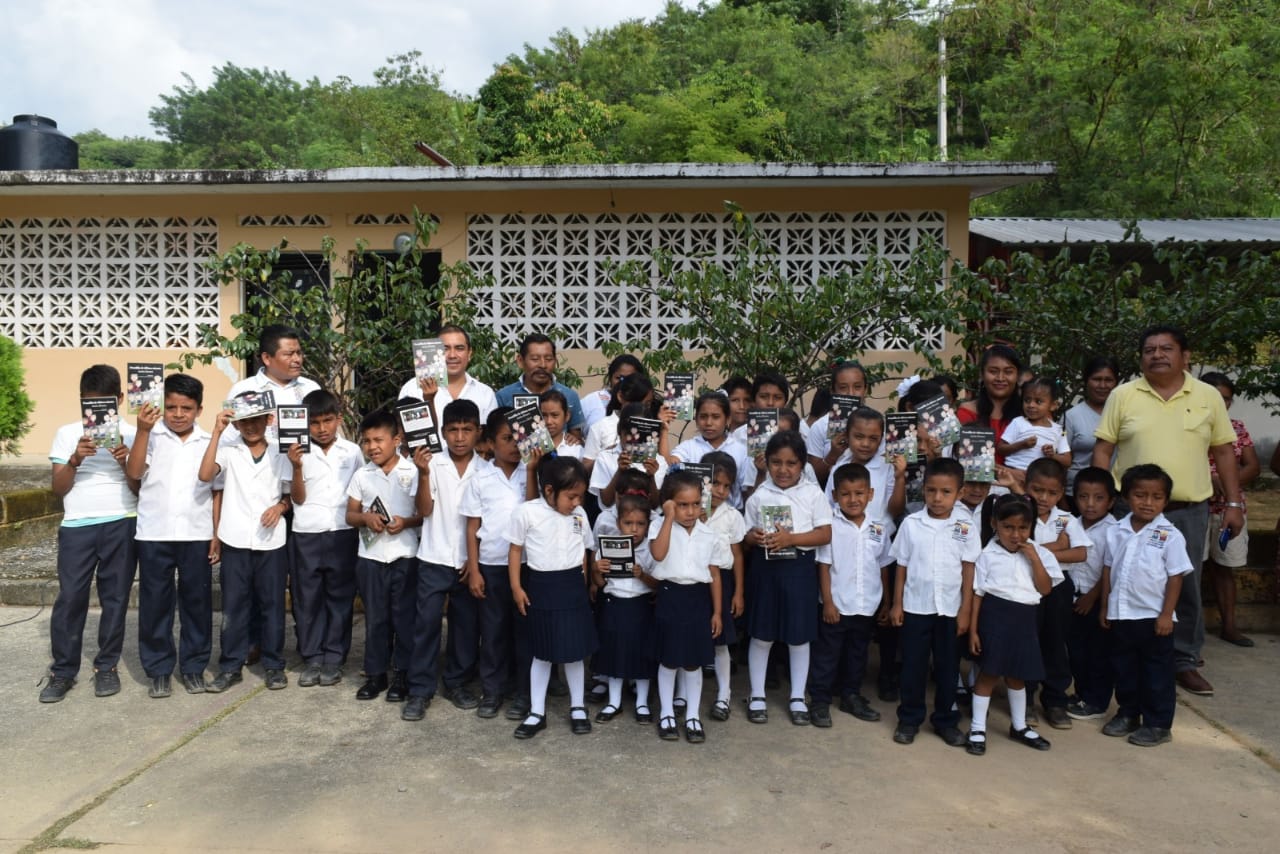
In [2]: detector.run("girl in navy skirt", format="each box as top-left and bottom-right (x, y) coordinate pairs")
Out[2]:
(650, 471), (724, 743)
(591, 494), (657, 723)
(701, 450), (746, 721)
(743, 431), (833, 726)
(506, 456), (599, 739)
(967, 495), (1059, 755)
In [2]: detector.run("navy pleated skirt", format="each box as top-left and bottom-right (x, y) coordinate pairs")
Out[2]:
(594, 593), (656, 679)
(746, 547), (818, 645)
(976, 594), (1044, 681)
(654, 581), (714, 669)
(526, 567), (598, 664)
(716, 567), (738, 647)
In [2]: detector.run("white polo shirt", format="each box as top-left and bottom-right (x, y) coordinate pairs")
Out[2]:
(744, 478), (833, 551)
(673, 433), (749, 507)
(583, 413), (619, 461)
(648, 517), (719, 585)
(291, 438), (362, 533)
(212, 441), (291, 550)
(816, 511), (894, 617)
(396, 372), (497, 427)
(705, 502), (746, 570)
(135, 422), (214, 541)
(416, 452), (480, 568)
(822, 450), (896, 522)
(601, 538), (654, 599)
(588, 445), (668, 501)
(1072, 515), (1117, 597)
(580, 387), (612, 432)
(1033, 510), (1091, 585)
(1103, 513), (1194, 621)
(459, 460), (527, 566)
(346, 457), (419, 562)
(891, 507), (982, 617)
(973, 539), (1061, 606)
(506, 497), (593, 572)
(50, 420), (138, 525)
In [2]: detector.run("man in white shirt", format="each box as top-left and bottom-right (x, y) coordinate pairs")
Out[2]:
(396, 324), (497, 427)
(227, 324), (321, 406)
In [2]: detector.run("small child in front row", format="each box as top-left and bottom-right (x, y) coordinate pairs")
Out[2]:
(967, 495), (1058, 755)
(507, 456), (599, 739)
(345, 410), (421, 702)
(889, 457), (979, 747)
(1064, 467), (1118, 721)
(198, 396), (292, 692)
(650, 471), (723, 743)
(590, 493), (657, 723)
(996, 377), (1071, 473)
(540, 389), (583, 460)
(700, 451), (746, 721)
(809, 463), (894, 727)
(1099, 464), (1193, 748)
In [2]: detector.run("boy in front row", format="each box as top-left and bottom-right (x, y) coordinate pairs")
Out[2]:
(1099, 464), (1194, 748)
(199, 394), (292, 692)
(127, 374), (216, 697)
(41, 365), (138, 703)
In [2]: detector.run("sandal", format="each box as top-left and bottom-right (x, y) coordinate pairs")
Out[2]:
(709, 699), (731, 721)
(595, 703), (621, 723)
(658, 715), (679, 740)
(513, 713), (546, 740)
(569, 706), (592, 735)
(685, 718), (706, 744)
(746, 696), (768, 724)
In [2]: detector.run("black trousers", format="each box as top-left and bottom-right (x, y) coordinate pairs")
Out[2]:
(476, 562), (515, 699)
(1067, 596), (1113, 710)
(1110, 618), (1177, 729)
(1028, 577), (1074, 710)
(407, 561), (474, 697)
(809, 611), (875, 705)
(137, 539), (212, 677)
(290, 530), (358, 666)
(897, 612), (959, 729)
(49, 518), (137, 678)
(355, 556), (416, 676)
(217, 545), (287, 672)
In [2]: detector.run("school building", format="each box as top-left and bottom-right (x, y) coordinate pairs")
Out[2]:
(0, 161), (1053, 452)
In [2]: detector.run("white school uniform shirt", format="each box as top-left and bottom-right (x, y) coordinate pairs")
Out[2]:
(973, 539), (1061, 606)
(999, 416), (1069, 471)
(396, 373), (497, 430)
(1103, 513), (1194, 621)
(601, 538), (654, 598)
(955, 499), (986, 535)
(213, 441), (291, 550)
(50, 420), (139, 524)
(459, 460), (527, 567)
(1072, 515), (1117, 597)
(740, 457), (819, 498)
(417, 451), (480, 568)
(822, 449), (896, 522)
(744, 478), (833, 552)
(222, 370), (322, 445)
(580, 387), (612, 432)
(506, 497), (594, 571)
(648, 517), (719, 585)
(583, 413), (619, 462)
(589, 445), (668, 501)
(554, 437), (584, 460)
(1033, 510), (1091, 585)
(346, 457), (420, 562)
(705, 502), (746, 570)
(815, 511), (894, 617)
(672, 433), (749, 507)
(891, 506), (982, 617)
(291, 438), (362, 533)
(135, 422), (214, 541)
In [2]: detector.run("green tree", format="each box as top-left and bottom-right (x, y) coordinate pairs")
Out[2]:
(0, 334), (34, 456)
(74, 130), (167, 169)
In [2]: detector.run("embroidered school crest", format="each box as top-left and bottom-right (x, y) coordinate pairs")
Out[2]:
(398, 473), (414, 490)
(1053, 516), (1069, 534)
(952, 521), (972, 541)
(1146, 528), (1170, 549)
(868, 522), (884, 541)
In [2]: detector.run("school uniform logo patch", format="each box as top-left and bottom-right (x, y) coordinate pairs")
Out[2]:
(571, 516), (584, 538)
(1053, 516), (1069, 534)
(952, 521), (972, 541)
(1146, 528), (1170, 549)
(868, 522), (884, 542)
(397, 473), (413, 490)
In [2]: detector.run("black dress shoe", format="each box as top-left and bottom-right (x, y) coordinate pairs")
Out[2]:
(505, 695), (531, 721)
(658, 715), (679, 740)
(893, 723), (918, 744)
(356, 674), (388, 700)
(264, 669), (288, 690)
(810, 703), (833, 728)
(385, 672), (408, 703)
(936, 725), (967, 747)
(634, 706), (653, 724)
(206, 671), (243, 693)
(94, 668), (121, 698)
(477, 695), (502, 719)
(402, 695), (430, 721)
(1009, 725), (1051, 750)
(595, 704), (621, 723)
(514, 713), (547, 739)
(966, 730), (987, 756)
(569, 706), (592, 734)
(181, 673), (207, 694)
(443, 685), (480, 710)
(839, 694), (881, 722)
(318, 664), (342, 686)
(148, 675), (172, 699)
(298, 663), (322, 688)
(746, 697), (768, 724)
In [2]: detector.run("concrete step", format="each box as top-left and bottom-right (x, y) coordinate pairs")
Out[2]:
(0, 487), (63, 548)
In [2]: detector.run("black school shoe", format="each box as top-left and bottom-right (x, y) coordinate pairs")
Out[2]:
(402, 695), (430, 721)
(39, 675), (74, 703)
(206, 670), (243, 693)
(1101, 714), (1140, 738)
(569, 706), (592, 735)
(94, 668), (121, 698)
(476, 695), (503, 719)
(318, 664), (342, 687)
(298, 663), (322, 688)
(181, 672), (207, 694)
(1009, 725), (1051, 750)
(264, 669), (288, 690)
(514, 713), (546, 740)
(505, 695), (532, 721)
(893, 723), (918, 744)
(658, 715), (680, 740)
(148, 675), (172, 699)
(966, 730), (987, 756)
(442, 685), (480, 710)
(385, 672), (408, 703)
(839, 694), (881, 722)
(1044, 706), (1073, 730)
(935, 725), (967, 747)
(356, 674), (388, 701)
(1128, 726), (1172, 747)
(809, 703), (833, 728)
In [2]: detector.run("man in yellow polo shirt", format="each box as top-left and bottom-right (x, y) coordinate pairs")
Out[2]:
(1093, 326), (1243, 698)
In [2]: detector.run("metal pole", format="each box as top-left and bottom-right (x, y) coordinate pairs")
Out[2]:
(938, 29), (948, 161)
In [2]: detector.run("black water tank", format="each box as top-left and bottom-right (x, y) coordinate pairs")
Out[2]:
(0, 115), (79, 170)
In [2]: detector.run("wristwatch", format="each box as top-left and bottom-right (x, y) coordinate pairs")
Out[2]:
(1223, 502), (1245, 509)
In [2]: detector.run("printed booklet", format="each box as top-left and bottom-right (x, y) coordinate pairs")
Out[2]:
(397, 401), (443, 453)
(956, 426), (997, 483)
(126, 362), (164, 414)
(621, 416), (663, 464)
(759, 505), (799, 560)
(681, 461), (714, 517)
(885, 411), (919, 464)
(505, 402), (554, 465)
(663, 372), (696, 421)
(81, 396), (122, 448)
(276, 406), (310, 454)
(598, 535), (637, 579)
(746, 408), (780, 460)
(916, 393), (962, 447)
(223, 390), (276, 422)
(412, 338), (448, 387)
(826, 394), (863, 440)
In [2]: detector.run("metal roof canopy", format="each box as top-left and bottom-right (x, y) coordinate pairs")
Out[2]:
(970, 217), (1280, 247)
(0, 161), (1054, 200)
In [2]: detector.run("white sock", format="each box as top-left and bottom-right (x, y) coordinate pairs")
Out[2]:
(675, 668), (686, 706)
(634, 678), (650, 712)
(683, 667), (703, 717)
(608, 677), (624, 710)
(1009, 687), (1032, 732)
(658, 666), (677, 719)
(529, 658), (552, 721)
(748, 638), (772, 708)
(715, 645), (732, 703)
(565, 660), (586, 718)
(971, 694), (990, 737)
(788, 643), (810, 707)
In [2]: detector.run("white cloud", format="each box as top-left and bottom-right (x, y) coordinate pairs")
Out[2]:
(0, 0), (693, 139)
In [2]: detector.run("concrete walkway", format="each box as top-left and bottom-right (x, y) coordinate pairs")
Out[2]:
(2, 607), (1278, 853)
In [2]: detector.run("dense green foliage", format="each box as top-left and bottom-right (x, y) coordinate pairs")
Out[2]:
(0, 335), (34, 456)
(68, 0), (1278, 216)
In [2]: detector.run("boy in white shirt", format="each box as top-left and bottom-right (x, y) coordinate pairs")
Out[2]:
(198, 395), (292, 692)
(127, 374), (215, 698)
(288, 389), (362, 688)
(41, 365), (138, 703)
(1065, 466), (1118, 721)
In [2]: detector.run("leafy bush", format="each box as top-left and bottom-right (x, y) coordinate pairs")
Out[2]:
(0, 335), (34, 455)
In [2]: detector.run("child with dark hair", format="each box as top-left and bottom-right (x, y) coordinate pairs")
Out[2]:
(540, 389), (582, 460)
(700, 450), (746, 720)
(1065, 466), (1118, 721)
(591, 402), (668, 509)
(807, 360), (871, 486)
(671, 392), (749, 508)
(720, 376), (754, 431)
(997, 377), (1071, 474)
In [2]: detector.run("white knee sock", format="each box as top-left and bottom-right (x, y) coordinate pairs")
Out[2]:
(971, 694), (991, 736)
(715, 645), (732, 703)
(748, 638), (772, 708)
(565, 660), (586, 717)
(683, 667), (703, 719)
(658, 665), (677, 719)
(1009, 687), (1030, 732)
(529, 658), (552, 720)
(608, 677), (624, 710)
(634, 678), (650, 712)
(788, 643), (810, 707)
(675, 668), (686, 705)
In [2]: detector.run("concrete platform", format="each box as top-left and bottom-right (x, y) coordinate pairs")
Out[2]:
(2, 607), (1277, 853)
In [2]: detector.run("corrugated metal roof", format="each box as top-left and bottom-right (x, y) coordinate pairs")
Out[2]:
(970, 217), (1280, 246)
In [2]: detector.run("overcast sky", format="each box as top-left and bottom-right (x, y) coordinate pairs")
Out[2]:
(0, 0), (695, 139)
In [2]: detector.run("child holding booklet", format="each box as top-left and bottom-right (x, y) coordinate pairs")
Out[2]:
(670, 392), (749, 509)
(539, 389), (583, 460)
(700, 451), (747, 721)
(591, 402), (668, 509)
(806, 360), (871, 486)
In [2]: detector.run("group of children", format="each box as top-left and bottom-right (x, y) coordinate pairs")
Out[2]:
(41, 357), (1192, 752)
